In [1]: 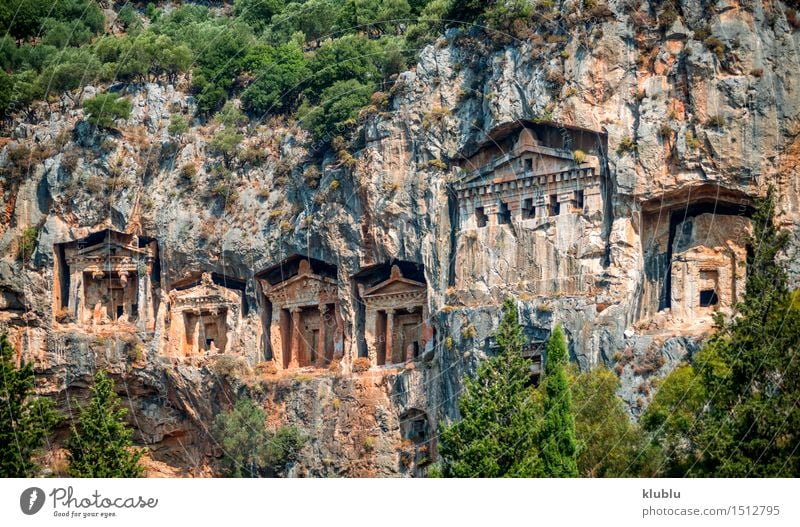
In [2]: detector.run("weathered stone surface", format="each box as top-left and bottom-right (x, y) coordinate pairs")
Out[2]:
(1, 0), (799, 475)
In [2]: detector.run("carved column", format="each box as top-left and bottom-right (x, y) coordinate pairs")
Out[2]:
(68, 269), (83, 322)
(421, 302), (434, 358)
(290, 307), (301, 368)
(137, 270), (148, 331)
(270, 307), (284, 369)
(333, 303), (344, 361)
(317, 304), (328, 367)
(364, 307), (378, 366)
(385, 308), (395, 365)
(191, 310), (201, 356)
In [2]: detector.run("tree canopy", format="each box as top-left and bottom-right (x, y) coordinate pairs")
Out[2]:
(66, 370), (143, 477)
(437, 297), (543, 477)
(0, 334), (59, 477)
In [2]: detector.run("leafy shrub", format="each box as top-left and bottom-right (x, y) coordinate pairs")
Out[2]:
(705, 114), (726, 129)
(211, 354), (252, 380)
(298, 79), (373, 141)
(616, 136), (638, 155)
(255, 361), (278, 376)
(685, 131), (701, 149)
(461, 324), (477, 339)
(241, 43), (309, 115)
(179, 163), (198, 183)
(209, 128), (244, 167)
(213, 398), (307, 477)
(168, 114), (189, 137)
(704, 36), (725, 61)
(17, 226), (38, 261)
(83, 93), (132, 129)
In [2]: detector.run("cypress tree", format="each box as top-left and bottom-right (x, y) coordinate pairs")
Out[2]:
(540, 324), (579, 477)
(437, 297), (543, 477)
(67, 370), (143, 477)
(0, 334), (58, 477)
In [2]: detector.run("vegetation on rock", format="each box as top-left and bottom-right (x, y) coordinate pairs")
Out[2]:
(66, 370), (143, 477)
(213, 397), (307, 477)
(0, 334), (59, 477)
(642, 188), (800, 477)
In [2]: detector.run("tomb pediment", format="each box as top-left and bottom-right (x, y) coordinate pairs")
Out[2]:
(268, 273), (337, 304)
(170, 274), (240, 311)
(67, 242), (149, 265)
(456, 146), (574, 189)
(264, 259), (338, 308)
(63, 229), (155, 269)
(361, 265), (426, 308)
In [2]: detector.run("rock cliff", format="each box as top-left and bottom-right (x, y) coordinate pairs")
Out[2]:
(1, 0), (799, 476)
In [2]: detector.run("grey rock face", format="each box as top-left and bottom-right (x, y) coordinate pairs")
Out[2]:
(1, 0), (798, 475)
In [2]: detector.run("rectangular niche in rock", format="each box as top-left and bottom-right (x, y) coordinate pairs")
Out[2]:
(53, 229), (158, 332)
(670, 213), (749, 322)
(256, 255), (345, 370)
(636, 185), (755, 326)
(450, 121), (607, 303)
(166, 272), (243, 357)
(354, 262), (432, 368)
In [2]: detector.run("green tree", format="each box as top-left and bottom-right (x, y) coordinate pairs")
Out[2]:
(437, 297), (543, 477)
(570, 366), (662, 477)
(539, 324), (578, 477)
(83, 92), (132, 129)
(0, 334), (59, 477)
(234, 0), (284, 31)
(266, 0), (342, 47)
(444, 0), (490, 25)
(168, 114), (189, 137)
(66, 370), (143, 477)
(117, 4), (141, 31)
(640, 365), (706, 476)
(241, 42), (310, 115)
(298, 78), (373, 141)
(209, 128), (244, 168)
(305, 35), (380, 99)
(213, 398), (306, 477)
(643, 188), (800, 476)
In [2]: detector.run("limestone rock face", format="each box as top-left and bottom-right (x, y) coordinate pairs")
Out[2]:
(1, 1), (799, 475)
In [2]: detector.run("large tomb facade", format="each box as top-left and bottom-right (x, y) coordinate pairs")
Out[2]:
(165, 272), (243, 357)
(355, 263), (431, 367)
(637, 186), (753, 326)
(53, 229), (158, 331)
(452, 121), (607, 303)
(669, 213), (749, 322)
(256, 255), (345, 370)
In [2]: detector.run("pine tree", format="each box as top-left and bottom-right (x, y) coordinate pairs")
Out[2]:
(0, 333), (58, 477)
(67, 370), (143, 477)
(539, 324), (579, 477)
(437, 297), (543, 477)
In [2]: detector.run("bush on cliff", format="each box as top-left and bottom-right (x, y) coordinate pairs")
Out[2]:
(213, 397), (307, 477)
